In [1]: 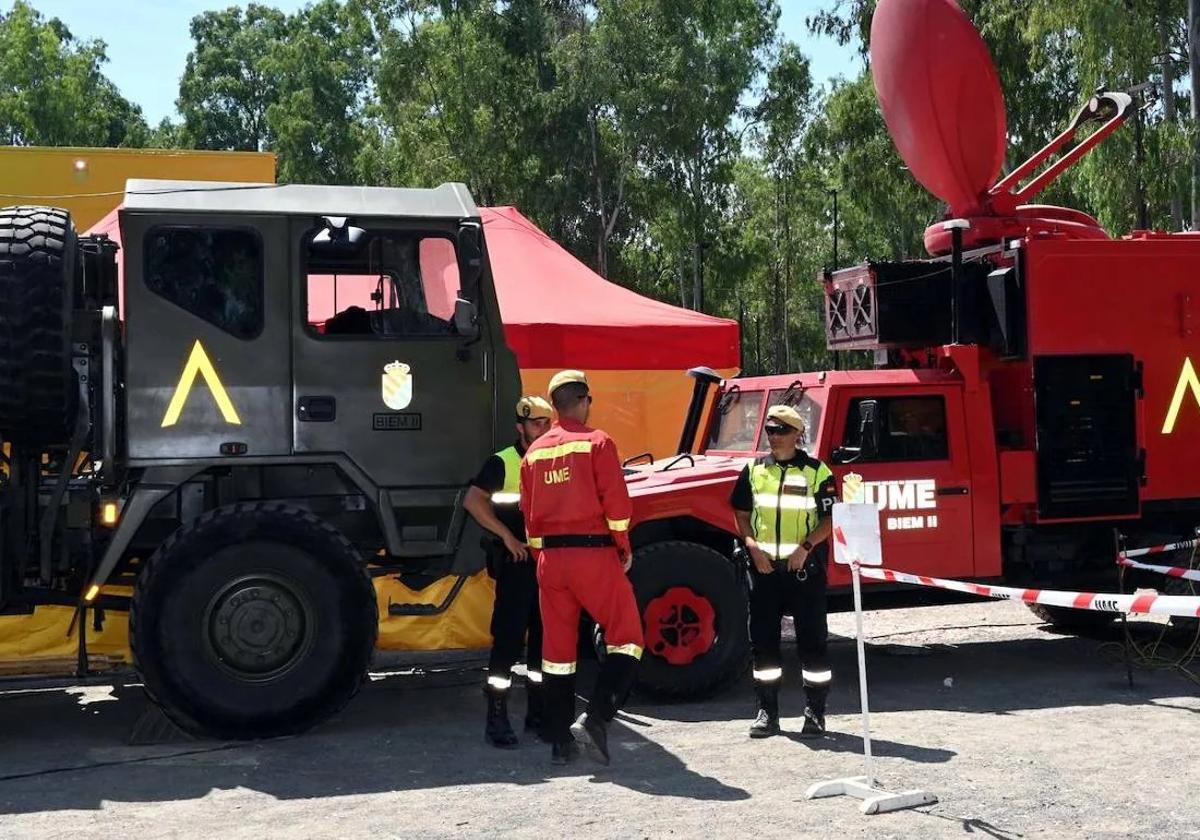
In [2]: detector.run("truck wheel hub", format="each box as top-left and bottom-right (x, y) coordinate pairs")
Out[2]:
(206, 575), (312, 679)
(643, 587), (716, 666)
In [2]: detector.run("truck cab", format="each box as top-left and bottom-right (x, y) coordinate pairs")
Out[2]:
(694, 367), (999, 589)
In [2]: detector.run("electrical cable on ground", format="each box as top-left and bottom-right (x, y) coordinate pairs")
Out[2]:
(1098, 544), (1200, 687)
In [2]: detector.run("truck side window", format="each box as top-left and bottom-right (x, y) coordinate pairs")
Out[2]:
(145, 227), (263, 340)
(843, 396), (948, 462)
(305, 231), (459, 338)
(706, 390), (764, 451)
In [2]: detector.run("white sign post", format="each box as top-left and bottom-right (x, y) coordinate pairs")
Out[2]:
(805, 501), (937, 815)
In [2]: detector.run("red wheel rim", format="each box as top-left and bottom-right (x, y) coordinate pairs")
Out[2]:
(642, 587), (716, 665)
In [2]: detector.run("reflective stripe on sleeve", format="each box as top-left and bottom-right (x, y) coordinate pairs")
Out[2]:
(802, 669), (832, 685)
(605, 643), (643, 660)
(607, 518), (631, 532)
(491, 492), (521, 505)
(542, 659), (577, 675)
(487, 675), (513, 690)
(526, 441), (593, 463)
(525, 670), (543, 684)
(753, 667), (783, 682)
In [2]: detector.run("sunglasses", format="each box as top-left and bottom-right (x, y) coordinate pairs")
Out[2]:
(764, 424), (793, 436)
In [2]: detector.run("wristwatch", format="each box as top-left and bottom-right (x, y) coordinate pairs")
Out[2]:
(801, 540), (814, 552)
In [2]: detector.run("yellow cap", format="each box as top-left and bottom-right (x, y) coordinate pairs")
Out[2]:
(516, 395), (553, 420)
(765, 404), (805, 433)
(547, 369), (588, 397)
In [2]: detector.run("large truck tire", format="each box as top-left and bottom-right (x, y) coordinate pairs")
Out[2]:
(628, 540), (749, 699)
(1026, 602), (1115, 632)
(0, 206), (77, 446)
(130, 503), (378, 740)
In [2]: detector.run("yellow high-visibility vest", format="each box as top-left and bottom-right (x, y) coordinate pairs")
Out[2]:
(748, 456), (833, 561)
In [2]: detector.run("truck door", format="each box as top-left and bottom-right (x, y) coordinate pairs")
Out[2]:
(289, 218), (495, 555)
(825, 386), (974, 583)
(1033, 354), (1140, 519)
(123, 214), (293, 460)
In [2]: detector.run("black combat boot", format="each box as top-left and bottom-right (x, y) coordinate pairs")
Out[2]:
(484, 683), (519, 749)
(798, 684), (828, 739)
(551, 739), (579, 765)
(569, 711), (609, 765)
(524, 679), (546, 740)
(544, 672), (578, 765)
(749, 682), (781, 739)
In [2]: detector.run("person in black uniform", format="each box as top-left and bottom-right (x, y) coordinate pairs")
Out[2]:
(730, 404), (838, 739)
(464, 395), (553, 748)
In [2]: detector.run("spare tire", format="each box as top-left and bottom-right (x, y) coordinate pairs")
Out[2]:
(0, 206), (78, 445)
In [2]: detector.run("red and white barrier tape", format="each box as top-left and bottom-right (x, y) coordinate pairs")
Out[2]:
(1118, 539), (1198, 559)
(1117, 556), (1200, 583)
(857, 565), (1200, 619)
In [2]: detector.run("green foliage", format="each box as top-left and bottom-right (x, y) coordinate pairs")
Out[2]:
(10, 0), (1200, 375)
(0, 0), (149, 146)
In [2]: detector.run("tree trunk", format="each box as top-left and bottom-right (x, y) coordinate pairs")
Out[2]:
(781, 166), (793, 371)
(589, 111), (609, 278)
(1190, 0), (1200, 226)
(1162, 5), (1183, 229)
(772, 180), (783, 372)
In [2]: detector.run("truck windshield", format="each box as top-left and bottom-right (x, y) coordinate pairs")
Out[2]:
(706, 389), (764, 452)
(767, 388), (822, 456)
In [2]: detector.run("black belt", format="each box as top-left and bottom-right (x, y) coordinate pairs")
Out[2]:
(535, 534), (614, 549)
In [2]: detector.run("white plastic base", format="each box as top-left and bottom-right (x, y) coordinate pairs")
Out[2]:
(806, 775), (937, 815)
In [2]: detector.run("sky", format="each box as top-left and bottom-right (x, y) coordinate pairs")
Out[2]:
(11, 0), (862, 126)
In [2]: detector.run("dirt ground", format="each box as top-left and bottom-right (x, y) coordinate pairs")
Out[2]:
(0, 599), (1197, 840)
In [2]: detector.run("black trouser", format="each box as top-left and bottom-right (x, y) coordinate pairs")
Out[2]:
(748, 550), (831, 695)
(487, 547), (543, 683)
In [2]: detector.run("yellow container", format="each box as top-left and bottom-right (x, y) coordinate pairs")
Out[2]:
(0, 146), (276, 230)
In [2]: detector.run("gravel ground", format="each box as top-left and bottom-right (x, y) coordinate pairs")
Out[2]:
(0, 599), (1197, 839)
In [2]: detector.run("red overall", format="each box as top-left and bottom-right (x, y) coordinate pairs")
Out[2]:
(520, 418), (644, 678)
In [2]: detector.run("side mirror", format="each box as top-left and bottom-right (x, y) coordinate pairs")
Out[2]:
(311, 216), (366, 255)
(858, 399), (881, 459)
(830, 446), (861, 465)
(453, 296), (478, 338)
(457, 222), (483, 288)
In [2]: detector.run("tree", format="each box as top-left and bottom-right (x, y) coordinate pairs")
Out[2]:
(177, 1), (377, 183)
(0, 0), (149, 147)
(178, 4), (289, 153)
(263, 0), (376, 184)
(598, 0), (779, 312)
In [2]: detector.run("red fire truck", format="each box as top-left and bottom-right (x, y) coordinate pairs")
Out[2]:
(618, 0), (1198, 699)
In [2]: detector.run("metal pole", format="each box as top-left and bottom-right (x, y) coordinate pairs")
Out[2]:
(851, 560), (876, 787)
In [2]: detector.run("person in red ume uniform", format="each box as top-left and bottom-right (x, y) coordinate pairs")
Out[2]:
(520, 369), (643, 766)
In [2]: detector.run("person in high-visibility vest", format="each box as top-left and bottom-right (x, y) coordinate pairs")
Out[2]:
(520, 370), (643, 766)
(730, 404), (837, 739)
(464, 395), (553, 748)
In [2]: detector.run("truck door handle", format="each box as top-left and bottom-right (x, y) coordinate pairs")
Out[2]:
(298, 396), (336, 422)
(937, 486), (969, 496)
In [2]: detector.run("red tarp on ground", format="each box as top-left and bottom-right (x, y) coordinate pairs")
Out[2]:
(87, 205), (740, 372)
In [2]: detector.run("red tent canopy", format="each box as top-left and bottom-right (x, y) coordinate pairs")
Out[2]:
(87, 204), (739, 371)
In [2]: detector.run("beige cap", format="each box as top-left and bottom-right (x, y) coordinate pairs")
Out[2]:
(765, 404), (805, 433)
(516, 395), (553, 421)
(547, 369), (588, 397)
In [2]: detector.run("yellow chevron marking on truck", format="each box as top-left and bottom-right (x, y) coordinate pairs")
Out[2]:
(160, 340), (242, 427)
(1162, 357), (1200, 434)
